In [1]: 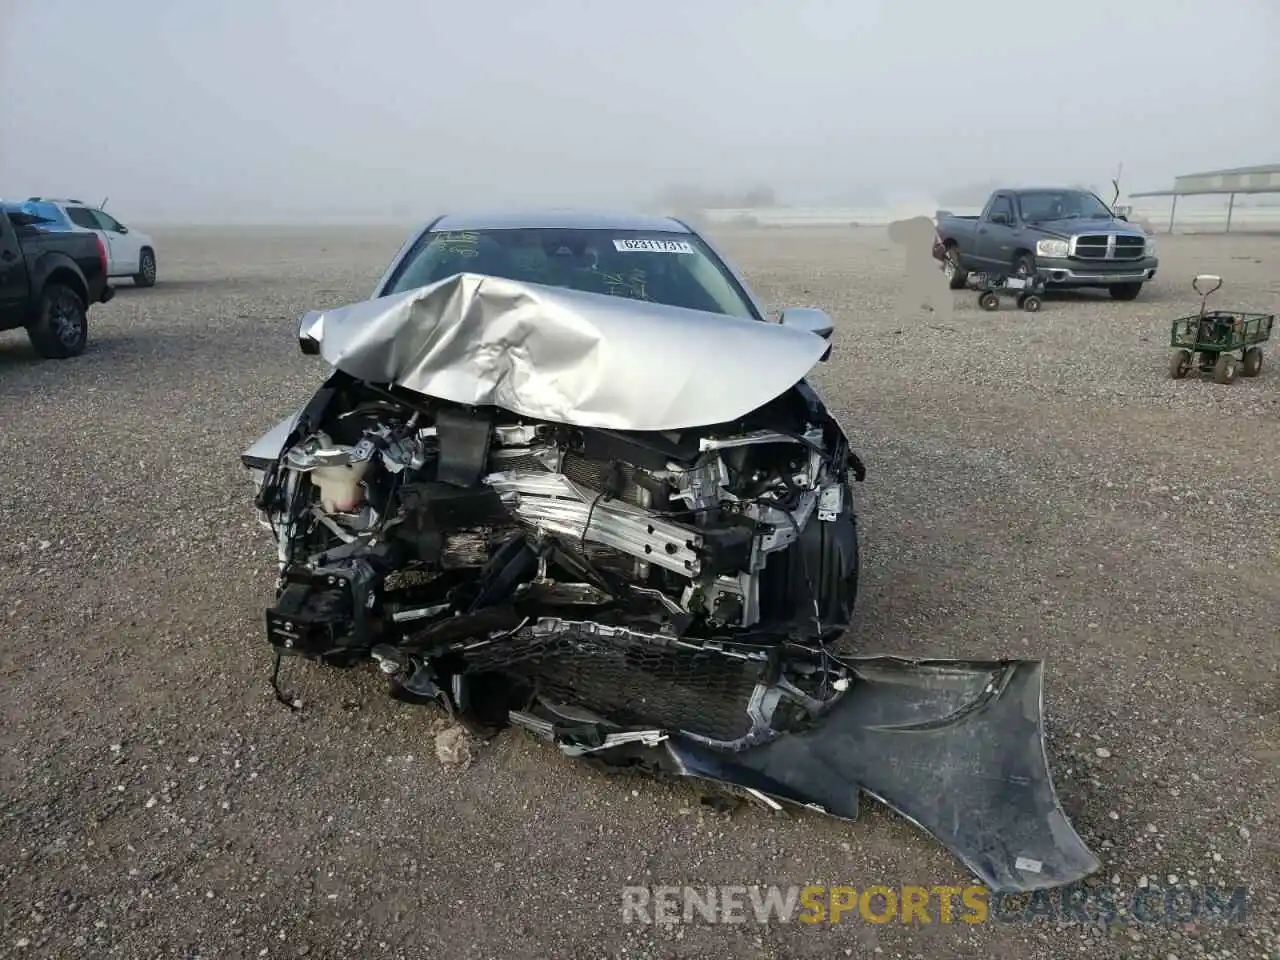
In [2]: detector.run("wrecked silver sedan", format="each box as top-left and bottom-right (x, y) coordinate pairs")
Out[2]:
(242, 212), (1099, 893)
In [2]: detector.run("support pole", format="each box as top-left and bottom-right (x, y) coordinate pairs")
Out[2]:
(1226, 192), (1235, 233)
(1168, 195), (1178, 234)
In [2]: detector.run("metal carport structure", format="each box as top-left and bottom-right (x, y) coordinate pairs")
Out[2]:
(1129, 163), (1280, 233)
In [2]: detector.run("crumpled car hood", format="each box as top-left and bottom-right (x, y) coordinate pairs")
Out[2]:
(298, 272), (829, 432)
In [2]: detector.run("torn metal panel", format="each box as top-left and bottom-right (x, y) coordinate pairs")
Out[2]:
(242, 406), (304, 469)
(296, 272), (829, 432)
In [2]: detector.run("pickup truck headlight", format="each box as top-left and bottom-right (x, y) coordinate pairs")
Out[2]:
(1145, 237), (1157, 255)
(1035, 238), (1070, 258)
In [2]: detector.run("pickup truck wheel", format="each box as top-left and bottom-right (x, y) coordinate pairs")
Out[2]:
(1108, 282), (1143, 301)
(943, 247), (968, 289)
(1013, 253), (1036, 279)
(26, 284), (89, 359)
(133, 248), (157, 287)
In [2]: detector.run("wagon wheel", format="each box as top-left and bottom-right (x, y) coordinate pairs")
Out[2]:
(1241, 347), (1264, 378)
(978, 292), (1000, 311)
(1212, 353), (1237, 384)
(1168, 349), (1192, 380)
(1021, 294), (1042, 313)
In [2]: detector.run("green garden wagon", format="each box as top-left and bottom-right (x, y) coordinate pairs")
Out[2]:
(1169, 275), (1272, 384)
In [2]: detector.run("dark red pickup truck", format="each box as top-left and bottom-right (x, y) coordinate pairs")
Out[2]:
(0, 201), (115, 358)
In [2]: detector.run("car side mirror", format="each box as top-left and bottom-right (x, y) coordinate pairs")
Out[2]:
(297, 310), (323, 356)
(117, 225), (129, 234)
(779, 307), (834, 361)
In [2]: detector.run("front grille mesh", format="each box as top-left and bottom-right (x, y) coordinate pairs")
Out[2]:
(455, 620), (770, 741)
(1073, 234), (1146, 261)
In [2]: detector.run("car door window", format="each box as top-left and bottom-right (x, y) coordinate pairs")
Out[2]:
(989, 196), (1013, 223)
(66, 207), (101, 230)
(18, 201), (66, 225)
(90, 210), (124, 232)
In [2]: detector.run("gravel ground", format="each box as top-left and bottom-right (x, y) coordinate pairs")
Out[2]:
(1, 225), (1277, 960)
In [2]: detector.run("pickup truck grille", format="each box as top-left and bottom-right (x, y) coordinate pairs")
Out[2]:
(1072, 234), (1147, 261)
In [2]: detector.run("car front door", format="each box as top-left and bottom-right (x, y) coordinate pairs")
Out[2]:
(89, 209), (141, 275)
(975, 193), (1016, 268)
(0, 214), (30, 315)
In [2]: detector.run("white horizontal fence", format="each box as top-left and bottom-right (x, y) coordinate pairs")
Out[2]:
(702, 202), (1280, 233)
(702, 207), (978, 227)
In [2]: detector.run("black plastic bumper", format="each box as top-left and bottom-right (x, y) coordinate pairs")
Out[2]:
(1036, 257), (1159, 288)
(577, 656), (1101, 893)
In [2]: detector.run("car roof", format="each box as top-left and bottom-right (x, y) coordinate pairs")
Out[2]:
(430, 209), (693, 233)
(1010, 187), (1099, 193)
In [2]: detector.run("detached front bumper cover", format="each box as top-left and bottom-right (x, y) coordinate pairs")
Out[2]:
(519, 653), (1099, 894)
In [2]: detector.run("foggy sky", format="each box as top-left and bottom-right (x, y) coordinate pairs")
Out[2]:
(2, 0), (1277, 223)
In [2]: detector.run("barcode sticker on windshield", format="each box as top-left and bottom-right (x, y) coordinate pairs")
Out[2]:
(613, 238), (694, 254)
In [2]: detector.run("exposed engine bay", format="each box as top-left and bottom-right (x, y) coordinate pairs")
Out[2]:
(250, 369), (864, 748)
(241, 273), (1101, 894)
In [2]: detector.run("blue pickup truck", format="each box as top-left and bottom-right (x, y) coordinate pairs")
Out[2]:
(933, 187), (1158, 301)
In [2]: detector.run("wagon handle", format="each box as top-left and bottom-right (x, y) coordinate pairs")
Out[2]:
(1192, 274), (1222, 297)
(1192, 274), (1222, 319)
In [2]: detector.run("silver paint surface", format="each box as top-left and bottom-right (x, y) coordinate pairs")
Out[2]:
(298, 271), (827, 432)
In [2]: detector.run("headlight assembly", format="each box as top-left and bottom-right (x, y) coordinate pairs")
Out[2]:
(1036, 239), (1070, 258)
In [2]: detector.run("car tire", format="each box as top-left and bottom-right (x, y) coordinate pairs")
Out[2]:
(943, 247), (968, 290)
(1013, 252), (1037, 280)
(26, 284), (89, 359)
(133, 248), (157, 287)
(1108, 282), (1143, 301)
